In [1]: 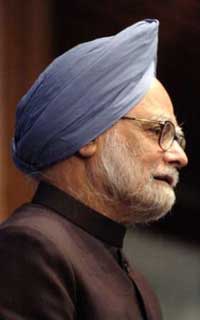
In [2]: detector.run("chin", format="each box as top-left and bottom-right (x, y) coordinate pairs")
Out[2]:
(146, 179), (176, 218)
(124, 186), (176, 225)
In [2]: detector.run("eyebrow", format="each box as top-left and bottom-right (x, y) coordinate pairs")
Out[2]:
(176, 126), (184, 136)
(149, 115), (185, 136)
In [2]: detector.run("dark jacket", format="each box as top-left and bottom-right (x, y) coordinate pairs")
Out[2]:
(0, 182), (162, 320)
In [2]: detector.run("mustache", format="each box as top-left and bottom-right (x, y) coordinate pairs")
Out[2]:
(153, 167), (179, 188)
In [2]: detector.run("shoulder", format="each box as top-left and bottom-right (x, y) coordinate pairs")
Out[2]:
(0, 203), (76, 277)
(0, 202), (101, 271)
(0, 203), (80, 278)
(0, 204), (77, 318)
(1, 203), (78, 249)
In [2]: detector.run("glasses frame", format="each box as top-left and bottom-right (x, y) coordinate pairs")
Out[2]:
(121, 116), (186, 151)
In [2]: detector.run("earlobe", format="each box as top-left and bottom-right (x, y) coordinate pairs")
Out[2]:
(78, 141), (97, 158)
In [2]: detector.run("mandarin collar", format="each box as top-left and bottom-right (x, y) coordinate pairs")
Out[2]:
(32, 181), (126, 248)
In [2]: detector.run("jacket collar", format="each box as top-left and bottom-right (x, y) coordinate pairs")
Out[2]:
(32, 181), (126, 248)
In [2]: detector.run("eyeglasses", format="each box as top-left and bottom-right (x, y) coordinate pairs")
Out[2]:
(121, 116), (186, 151)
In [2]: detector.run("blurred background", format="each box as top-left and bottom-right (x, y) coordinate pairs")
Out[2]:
(0, 1), (200, 319)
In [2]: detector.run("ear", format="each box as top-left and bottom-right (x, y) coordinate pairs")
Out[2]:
(78, 140), (97, 158)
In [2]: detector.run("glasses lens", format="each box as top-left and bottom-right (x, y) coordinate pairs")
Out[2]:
(178, 135), (186, 150)
(160, 121), (175, 150)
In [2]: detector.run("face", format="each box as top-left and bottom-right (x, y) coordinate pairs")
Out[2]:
(95, 79), (188, 224)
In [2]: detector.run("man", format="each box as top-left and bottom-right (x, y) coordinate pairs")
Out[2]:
(0, 19), (187, 319)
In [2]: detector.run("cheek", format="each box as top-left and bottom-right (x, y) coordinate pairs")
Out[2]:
(125, 128), (163, 167)
(137, 148), (163, 173)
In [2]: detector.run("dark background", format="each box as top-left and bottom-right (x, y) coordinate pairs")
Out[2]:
(1, 0), (200, 242)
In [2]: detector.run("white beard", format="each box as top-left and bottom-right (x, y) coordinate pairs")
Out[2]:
(97, 129), (178, 225)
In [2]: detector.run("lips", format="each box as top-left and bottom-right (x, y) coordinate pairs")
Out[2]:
(154, 175), (175, 187)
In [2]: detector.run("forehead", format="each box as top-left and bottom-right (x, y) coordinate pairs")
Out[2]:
(127, 78), (177, 123)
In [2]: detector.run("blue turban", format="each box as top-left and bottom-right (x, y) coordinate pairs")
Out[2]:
(12, 19), (159, 175)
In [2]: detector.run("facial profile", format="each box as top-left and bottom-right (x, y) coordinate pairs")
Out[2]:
(91, 79), (188, 225)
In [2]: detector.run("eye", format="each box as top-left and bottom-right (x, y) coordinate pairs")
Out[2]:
(148, 126), (161, 136)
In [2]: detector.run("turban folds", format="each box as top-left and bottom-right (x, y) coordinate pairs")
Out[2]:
(12, 19), (159, 175)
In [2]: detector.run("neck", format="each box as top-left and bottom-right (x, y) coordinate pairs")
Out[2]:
(40, 156), (127, 225)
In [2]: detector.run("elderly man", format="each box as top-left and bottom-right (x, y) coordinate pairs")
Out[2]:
(0, 19), (187, 319)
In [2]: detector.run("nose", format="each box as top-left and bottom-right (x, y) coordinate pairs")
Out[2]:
(163, 141), (188, 169)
